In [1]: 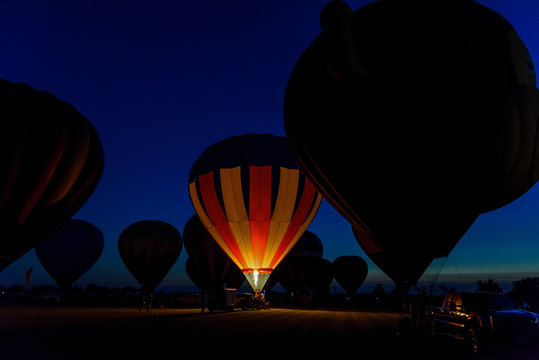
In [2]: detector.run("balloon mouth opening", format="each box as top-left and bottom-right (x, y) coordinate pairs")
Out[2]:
(242, 268), (272, 293)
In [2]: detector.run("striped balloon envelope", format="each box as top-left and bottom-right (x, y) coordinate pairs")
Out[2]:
(188, 134), (322, 292)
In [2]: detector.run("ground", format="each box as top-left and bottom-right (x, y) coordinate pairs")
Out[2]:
(0, 305), (538, 359)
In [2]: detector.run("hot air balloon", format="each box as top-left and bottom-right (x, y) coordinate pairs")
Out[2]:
(286, 230), (323, 259)
(284, 0), (539, 289)
(267, 230), (323, 291)
(35, 219), (104, 290)
(0, 79), (104, 271)
(275, 257), (334, 297)
(305, 258), (334, 297)
(185, 256), (218, 291)
(118, 220), (182, 293)
(188, 134), (322, 293)
(351, 225), (434, 289)
(183, 215), (244, 290)
(333, 255), (368, 296)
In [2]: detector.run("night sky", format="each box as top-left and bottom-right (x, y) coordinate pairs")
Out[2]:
(1, 0), (538, 292)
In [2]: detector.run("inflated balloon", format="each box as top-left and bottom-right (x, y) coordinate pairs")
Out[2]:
(186, 256), (219, 291)
(275, 257), (333, 295)
(284, 0), (539, 288)
(0, 79), (104, 271)
(189, 134), (322, 292)
(224, 266), (246, 289)
(286, 230), (323, 259)
(351, 225), (431, 288)
(266, 230), (324, 292)
(273, 257), (312, 294)
(183, 215), (244, 290)
(35, 219), (104, 289)
(118, 220), (182, 292)
(267, 231), (323, 291)
(333, 255), (368, 296)
(305, 258), (334, 296)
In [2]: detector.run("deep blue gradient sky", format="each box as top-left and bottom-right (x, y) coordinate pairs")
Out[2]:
(1, 0), (538, 292)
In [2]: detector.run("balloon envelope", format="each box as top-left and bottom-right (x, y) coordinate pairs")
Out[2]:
(286, 230), (323, 259)
(284, 0), (539, 288)
(188, 133), (322, 292)
(185, 256), (220, 291)
(333, 255), (368, 296)
(351, 225), (431, 289)
(118, 220), (182, 292)
(275, 257), (334, 295)
(305, 258), (334, 296)
(35, 219), (104, 289)
(0, 79), (104, 271)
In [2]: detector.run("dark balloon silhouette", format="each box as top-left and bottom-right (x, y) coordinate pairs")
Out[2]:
(305, 258), (334, 296)
(351, 225), (432, 289)
(286, 230), (323, 259)
(189, 133), (322, 292)
(185, 256), (219, 291)
(284, 0), (539, 289)
(269, 230), (326, 292)
(275, 257), (334, 296)
(183, 215), (244, 290)
(118, 220), (182, 292)
(333, 255), (368, 296)
(224, 265), (246, 289)
(35, 219), (104, 289)
(0, 79), (104, 271)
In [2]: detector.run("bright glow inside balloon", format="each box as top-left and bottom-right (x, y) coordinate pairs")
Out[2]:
(243, 269), (271, 293)
(188, 134), (322, 294)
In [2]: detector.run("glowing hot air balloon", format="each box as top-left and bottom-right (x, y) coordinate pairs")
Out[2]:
(188, 134), (322, 293)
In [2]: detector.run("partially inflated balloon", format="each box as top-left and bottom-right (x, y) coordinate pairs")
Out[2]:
(0, 79), (104, 271)
(118, 220), (182, 292)
(333, 255), (368, 296)
(284, 0), (539, 288)
(189, 134), (322, 292)
(35, 219), (104, 289)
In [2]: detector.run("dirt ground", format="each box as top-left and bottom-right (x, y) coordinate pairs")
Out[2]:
(0, 305), (537, 360)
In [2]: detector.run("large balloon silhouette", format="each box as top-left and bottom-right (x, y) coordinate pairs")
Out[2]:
(266, 230), (324, 291)
(185, 257), (218, 291)
(286, 230), (323, 259)
(35, 219), (104, 289)
(183, 215), (244, 290)
(189, 133), (322, 292)
(275, 257), (334, 296)
(284, 0), (539, 289)
(118, 220), (182, 292)
(0, 79), (104, 271)
(351, 225), (431, 288)
(333, 255), (368, 296)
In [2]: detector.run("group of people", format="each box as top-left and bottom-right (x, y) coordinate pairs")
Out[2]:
(254, 292), (270, 310)
(139, 288), (154, 312)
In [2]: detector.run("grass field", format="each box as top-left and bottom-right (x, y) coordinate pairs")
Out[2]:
(0, 305), (537, 359)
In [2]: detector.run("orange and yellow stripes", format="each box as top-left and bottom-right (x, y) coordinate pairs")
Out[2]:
(189, 165), (321, 273)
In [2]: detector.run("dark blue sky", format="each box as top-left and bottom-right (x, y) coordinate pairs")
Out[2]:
(1, 0), (538, 292)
